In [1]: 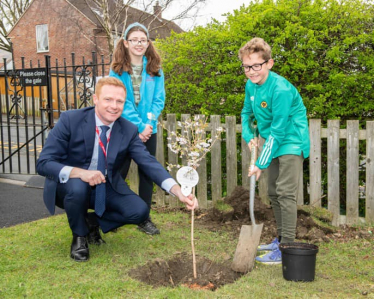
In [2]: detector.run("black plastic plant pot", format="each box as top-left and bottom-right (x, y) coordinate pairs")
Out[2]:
(279, 242), (319, 282)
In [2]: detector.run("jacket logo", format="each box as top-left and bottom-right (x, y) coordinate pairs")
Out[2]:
(261, 101), (267, 108)
(250, 96), (254, 101)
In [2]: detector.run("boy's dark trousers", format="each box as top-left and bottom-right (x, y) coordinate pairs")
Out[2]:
(267, 154), (304, 243)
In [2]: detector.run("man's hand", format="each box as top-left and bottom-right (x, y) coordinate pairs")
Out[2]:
(70, 168), (106, 186)
(170, 184), (198, 210)
(248, 165), (262, 181)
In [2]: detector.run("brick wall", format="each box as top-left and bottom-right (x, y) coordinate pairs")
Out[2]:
(8, 0), (111, 69)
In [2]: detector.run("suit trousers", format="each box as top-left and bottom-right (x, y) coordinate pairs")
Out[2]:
(121, 133), (157, 209)
(56, 178), (149, 236)
(267, 154), (304, 243)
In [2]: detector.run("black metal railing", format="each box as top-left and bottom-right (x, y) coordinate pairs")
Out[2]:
(0, 52), (111, 174)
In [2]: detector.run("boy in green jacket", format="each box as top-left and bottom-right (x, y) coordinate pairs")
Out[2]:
(239, 38), (310, 265)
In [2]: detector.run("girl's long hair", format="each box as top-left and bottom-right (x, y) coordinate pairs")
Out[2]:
(111, 27), (162, 77)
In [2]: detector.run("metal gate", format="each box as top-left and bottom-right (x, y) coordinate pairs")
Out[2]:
(0, 53), (110, 174)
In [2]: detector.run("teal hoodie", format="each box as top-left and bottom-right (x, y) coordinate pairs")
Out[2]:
(109, 56), (165, 134)
(241, 71), (310, 170)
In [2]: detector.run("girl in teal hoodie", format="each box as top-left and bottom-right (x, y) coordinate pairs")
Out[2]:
(109, 23), (165, 236)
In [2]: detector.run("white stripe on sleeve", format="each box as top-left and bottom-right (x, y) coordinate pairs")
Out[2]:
(259, 135), (274, 166)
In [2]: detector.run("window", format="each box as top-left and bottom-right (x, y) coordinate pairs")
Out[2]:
(36, 24), (49, 52)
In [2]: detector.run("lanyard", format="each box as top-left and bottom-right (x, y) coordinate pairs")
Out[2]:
(95, 126), (111, 159)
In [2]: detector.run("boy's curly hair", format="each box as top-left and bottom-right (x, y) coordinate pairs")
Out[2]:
(238, 37), (272, 61)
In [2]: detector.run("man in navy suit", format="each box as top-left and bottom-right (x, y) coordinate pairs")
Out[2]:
(37, 77), (197, 262)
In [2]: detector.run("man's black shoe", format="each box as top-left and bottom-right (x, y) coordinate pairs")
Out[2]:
(86, 214), (106, 245)
(137, 218), (160, 235)
(70, 236), (89, 262)
(87, 225), (106, 245)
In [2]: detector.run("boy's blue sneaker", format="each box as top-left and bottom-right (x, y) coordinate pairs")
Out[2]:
(255, 248), (282, 265)
(257, 238), (279, 252)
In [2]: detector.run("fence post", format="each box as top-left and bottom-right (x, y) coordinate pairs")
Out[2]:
(127, 162), (139, 194)
(226, 116), (237, 197)
(167, 114), (179, 207)
(297, 171), (304, 205)
(346, 120), (359, 225)
(181, 114), (191, 167)
(155, 116), (166, 206)
(211, 115), (222, 203)
(241, 134), (250, 189)
(178, 114), (191, 207)
(327, 120), (340, 226)
(309, 119), (322, 207)
(366, 121), (374, 223)
(196, 114), (208, 208)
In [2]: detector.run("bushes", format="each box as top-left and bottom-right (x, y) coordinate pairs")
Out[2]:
(157, 0), (373, 210)
(158, 0), (374, 124)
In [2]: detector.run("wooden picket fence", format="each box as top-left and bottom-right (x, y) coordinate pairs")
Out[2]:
(127, 115), (374, 226)
(309, 120), (374, 226)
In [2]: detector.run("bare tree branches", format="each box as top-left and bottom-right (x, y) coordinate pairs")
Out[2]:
(0, 0), (31, 52)
(0, 0), (206, 53)
(82, 0), (207, 53)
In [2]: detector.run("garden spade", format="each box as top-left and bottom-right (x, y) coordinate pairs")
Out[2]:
(231, 122), (263, 273)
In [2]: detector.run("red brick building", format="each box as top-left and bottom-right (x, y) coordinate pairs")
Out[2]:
(7, 0), (183, 68)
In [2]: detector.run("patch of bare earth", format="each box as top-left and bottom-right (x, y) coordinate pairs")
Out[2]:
(130, 186), (373, 290)
(197, 186), (373, 244)
(129, 253), (241, 290)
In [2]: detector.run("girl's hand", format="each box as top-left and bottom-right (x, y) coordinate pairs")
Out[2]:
(142, 124), (153, 139)
(139, 133), (147, 142)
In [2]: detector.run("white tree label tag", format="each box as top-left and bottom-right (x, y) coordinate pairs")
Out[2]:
(176, 166), (199, 196)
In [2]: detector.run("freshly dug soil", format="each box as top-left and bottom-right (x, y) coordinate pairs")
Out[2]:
(130, 186), (373, 290)
(129, 253), (241, 291)
(197, 186), (373, 244)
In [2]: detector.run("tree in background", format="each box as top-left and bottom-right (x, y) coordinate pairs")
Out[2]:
(1, 0), (206, 54)
(0, 0), (31, 52)
(158, 0), (374, 123)
(72, 0), (207, 53)
(158, 0), (374, 212)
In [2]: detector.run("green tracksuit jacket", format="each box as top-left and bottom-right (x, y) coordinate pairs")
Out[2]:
(241, 71), (310, 170)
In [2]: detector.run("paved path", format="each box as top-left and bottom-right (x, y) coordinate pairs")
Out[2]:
(0, 176), (64, 228)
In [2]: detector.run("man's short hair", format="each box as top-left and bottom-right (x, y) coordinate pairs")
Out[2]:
(95, 77), (126, 97)
(238, 37), (272, 61)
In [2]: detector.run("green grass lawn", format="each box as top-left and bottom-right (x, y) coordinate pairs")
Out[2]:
(1, 210), (373, 298)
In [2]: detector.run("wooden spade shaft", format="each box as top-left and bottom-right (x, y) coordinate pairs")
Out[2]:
(231, 138), (263, 273)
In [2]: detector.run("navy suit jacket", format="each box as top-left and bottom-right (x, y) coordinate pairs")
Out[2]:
(37, 107), (171, 215)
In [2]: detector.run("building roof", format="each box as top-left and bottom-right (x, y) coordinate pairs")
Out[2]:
(67, 0), (184, 40)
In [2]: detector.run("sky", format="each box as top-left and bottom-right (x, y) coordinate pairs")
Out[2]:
(191, 0), (248, 27)
(163, 0), (249, 31)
